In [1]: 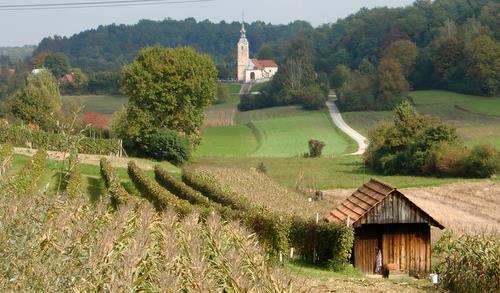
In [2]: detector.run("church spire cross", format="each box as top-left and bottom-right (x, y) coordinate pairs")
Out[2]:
(240, 12), (246, 38)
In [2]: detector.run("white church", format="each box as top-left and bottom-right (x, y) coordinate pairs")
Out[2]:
(237, 22), (278, 83)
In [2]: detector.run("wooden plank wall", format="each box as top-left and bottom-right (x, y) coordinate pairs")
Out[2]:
(354, 224), (431, 275)
(355, 192), (432, 226)
(354, 227), (380, 274)
(382, 224), (431, 275)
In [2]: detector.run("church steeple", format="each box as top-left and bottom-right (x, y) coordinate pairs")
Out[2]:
(240, 13), (247, 40)
(237, 12), (249, 81)
(240, 20), (247, 39)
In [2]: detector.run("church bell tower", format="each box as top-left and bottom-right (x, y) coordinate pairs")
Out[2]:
(237, 19), (249, 81)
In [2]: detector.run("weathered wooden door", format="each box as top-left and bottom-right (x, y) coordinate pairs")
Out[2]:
(382, 224), (431, 275)
(382, 231), (406, 272)
(354, 226), (381, 274)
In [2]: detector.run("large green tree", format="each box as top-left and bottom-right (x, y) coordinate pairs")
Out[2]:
(376, 58), (409, 107)
(383, 40), (418, 77)
(120, 45), (217, 152)
(43, 52), (70, 78)
(5, 70), (61, 130)
(466, 35), (500, 95)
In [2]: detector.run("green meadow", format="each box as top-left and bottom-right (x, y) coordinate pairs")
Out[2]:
(196, 124), (259, 156)
(59, 88), (500, 189)
(197, 105), (356, 157)
(193, 89), (499, 189)
(62, 95), (128, 115)
(192, 154), (494, 190)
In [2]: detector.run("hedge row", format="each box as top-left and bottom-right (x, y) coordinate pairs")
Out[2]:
(156, 165), (287, 254)
(127, 161), (192, 216)
(154, 166), (239, 220)
(0, 122), (121, 155)
(182, 168), (354, 267)
(8, 149), (48, 196)
(0, 144), (14, 175)
(100, 158), (129, 208)
(65, 153), (82, 198)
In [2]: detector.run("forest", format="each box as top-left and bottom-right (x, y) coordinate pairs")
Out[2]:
(1, 0), (499, 109)
(34, 18), (313, 78)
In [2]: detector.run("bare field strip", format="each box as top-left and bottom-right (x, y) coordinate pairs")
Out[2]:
(323, 181), (500, 235)
(203, 107), (236, 128)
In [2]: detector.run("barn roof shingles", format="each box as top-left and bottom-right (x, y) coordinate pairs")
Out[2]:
(325, 178), (445, 229)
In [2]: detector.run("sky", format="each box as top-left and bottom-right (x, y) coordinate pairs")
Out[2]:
(0, 0), (415, 46)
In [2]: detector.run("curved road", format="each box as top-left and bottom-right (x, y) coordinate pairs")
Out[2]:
(326, 100), (368, 155)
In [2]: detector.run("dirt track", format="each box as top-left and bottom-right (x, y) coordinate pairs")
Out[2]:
(323, 181), (500, 235)
(326, 100), (368, 155)
(13, 147), (155, 170)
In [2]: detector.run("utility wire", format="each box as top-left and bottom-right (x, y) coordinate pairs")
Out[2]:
(0, 0), (215, 11)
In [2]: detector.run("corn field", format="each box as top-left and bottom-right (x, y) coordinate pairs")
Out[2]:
(0, 174), (300, 292)
(184, 166), (339, 220)
(434, 232), (500, 293)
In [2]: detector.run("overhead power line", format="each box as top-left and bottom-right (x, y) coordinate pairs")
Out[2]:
(0, 0), (215, 11)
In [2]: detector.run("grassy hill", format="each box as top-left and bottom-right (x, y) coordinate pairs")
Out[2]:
(198, 106), (356, 157)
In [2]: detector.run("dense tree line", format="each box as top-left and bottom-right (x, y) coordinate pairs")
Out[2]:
(4, 0), (498, 107)
(312, 0), (500, 110)
(35, 18), (312, 79)
(0, 46), (36, 66)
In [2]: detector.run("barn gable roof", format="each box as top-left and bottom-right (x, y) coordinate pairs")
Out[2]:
(325, 178), (444, 229)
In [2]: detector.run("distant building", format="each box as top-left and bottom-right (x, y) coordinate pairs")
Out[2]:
(31, 68), (46, 75)
(237, 22), (278, 83)
(64, 73), (74, 83)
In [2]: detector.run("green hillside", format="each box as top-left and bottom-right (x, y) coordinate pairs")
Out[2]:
(197, 105), (356, 157)
(343, 90), (500, 148)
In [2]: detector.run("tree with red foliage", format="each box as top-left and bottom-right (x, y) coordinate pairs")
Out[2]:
(82, 112), (109, 130)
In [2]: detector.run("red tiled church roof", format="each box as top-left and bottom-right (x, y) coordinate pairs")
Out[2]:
(251, 59), (278, 69)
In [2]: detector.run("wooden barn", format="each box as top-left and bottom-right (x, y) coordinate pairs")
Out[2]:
(325, 178), (444, 276)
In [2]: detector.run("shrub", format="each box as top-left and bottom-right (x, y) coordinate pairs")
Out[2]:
(256, 162), (267, 173)
(424, 143), (469, 176)
(425, 143), (500, 178)
(128, 161), (191, 215)
(290, 220), (354, 269)
(434, 232), (500, 293)
(308, 139), (326, 157)
(300, 86), (327, 110)
(100, 158), (129, 207)
(0, 120), (121, 155)
(65, 152), (82, 198)
(8, 149), (48, 196)
(461, 144), (500, 178)
(238, 93), (274, 111)
(364, 101), (459, 175)
(147, 129), (191, 166)
(0, 144), (14, 175)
